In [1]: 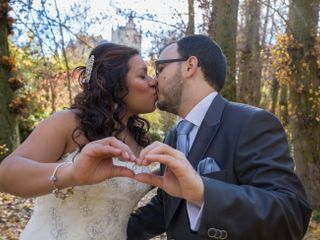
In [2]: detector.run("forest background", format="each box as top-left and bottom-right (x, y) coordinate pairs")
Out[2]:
(0, 0), (319, 239)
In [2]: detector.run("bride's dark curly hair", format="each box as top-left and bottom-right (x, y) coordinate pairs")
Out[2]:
(70, 42), (151, 148)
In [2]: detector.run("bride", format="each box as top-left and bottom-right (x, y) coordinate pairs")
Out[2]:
(0, 43), (158, 240)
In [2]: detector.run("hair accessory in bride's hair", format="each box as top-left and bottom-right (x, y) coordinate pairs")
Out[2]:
(83, 55), (95, 84)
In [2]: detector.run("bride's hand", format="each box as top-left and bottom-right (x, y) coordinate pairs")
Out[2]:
(70, 137), (136, 186)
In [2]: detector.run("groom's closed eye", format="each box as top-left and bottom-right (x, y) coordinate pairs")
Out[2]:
(156, 65), (165, 76)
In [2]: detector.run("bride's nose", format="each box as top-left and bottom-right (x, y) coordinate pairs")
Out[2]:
(147, 76), (157, 87)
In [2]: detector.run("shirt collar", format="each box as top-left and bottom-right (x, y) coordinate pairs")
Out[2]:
(178, 91), (218, 127)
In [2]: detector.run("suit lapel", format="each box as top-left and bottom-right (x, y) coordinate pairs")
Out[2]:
(188, 94), (227, 168)
(166, 94), (228, 225)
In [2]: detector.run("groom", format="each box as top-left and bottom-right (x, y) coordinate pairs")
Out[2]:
(127, 35), (312, 239)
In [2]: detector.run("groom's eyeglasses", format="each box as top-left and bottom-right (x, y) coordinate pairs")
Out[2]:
(154, 57), (189, 77)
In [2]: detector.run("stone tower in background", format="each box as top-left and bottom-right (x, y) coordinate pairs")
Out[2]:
(111, 16), (142, 52)
(66, 32), (103, 64)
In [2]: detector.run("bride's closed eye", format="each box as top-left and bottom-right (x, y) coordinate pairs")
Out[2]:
(139, 74), (146, 80)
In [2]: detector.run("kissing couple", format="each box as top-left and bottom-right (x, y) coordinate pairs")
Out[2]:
(0, 35), (311, 240)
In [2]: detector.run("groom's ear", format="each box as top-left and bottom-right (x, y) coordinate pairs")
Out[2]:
(184, 56), (199, 78)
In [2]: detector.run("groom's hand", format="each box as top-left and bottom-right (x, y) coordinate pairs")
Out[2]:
(135, 141), (204, 207)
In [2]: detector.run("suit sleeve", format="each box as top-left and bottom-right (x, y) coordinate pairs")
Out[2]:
(197, 110), (312, 240)
(127, 187), (166, 240)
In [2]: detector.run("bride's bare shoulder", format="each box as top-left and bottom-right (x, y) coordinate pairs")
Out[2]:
(38, 109), (83, 139)
(45, 109), (80, 126)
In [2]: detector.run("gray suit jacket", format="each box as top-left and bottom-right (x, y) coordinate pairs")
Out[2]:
(127, 94), (312, 240)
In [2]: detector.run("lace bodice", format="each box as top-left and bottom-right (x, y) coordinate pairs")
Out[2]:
(20, 150), (152, 240)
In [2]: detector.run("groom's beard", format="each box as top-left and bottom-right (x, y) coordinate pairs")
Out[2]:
(157, 70), (183, 115)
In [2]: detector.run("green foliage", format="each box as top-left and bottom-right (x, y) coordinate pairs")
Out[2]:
(143, 109), (179, 142)
(313, 208), (320, 224)
(143, 110), (165, 142)
(18, 101), (49, 142)
(9, 45), (40, 138)
(8, 41), (66, 141)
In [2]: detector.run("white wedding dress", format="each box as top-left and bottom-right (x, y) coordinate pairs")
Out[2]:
(20, 150), (152, 240)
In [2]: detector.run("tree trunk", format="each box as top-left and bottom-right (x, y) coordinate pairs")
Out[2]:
(279, 83), (288, 127)
(186, 0), (195, 35)
(215, 0), (239, 101)
(0, 0), (20, 160)
(238, 0), (262, 106)
(270, 76), (279, 114)
(207, 0), (216, 38)
(287, 0), (320, 207)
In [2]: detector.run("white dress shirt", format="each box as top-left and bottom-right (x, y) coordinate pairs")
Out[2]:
(176, 91), (218, 231)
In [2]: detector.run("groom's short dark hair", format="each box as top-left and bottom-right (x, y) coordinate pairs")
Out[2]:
(177, 34), (227, 92)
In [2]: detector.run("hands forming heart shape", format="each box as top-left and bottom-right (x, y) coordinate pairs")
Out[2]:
(71, 136), (204, 207)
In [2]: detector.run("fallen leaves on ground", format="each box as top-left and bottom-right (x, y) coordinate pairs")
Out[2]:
(0, 193), (34, 240)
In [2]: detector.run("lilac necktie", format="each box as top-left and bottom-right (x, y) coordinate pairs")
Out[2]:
(176, 120), (194, 156)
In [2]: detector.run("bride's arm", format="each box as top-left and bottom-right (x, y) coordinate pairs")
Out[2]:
(0, 111), (80, 197)
(0, 110), (135, 198)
